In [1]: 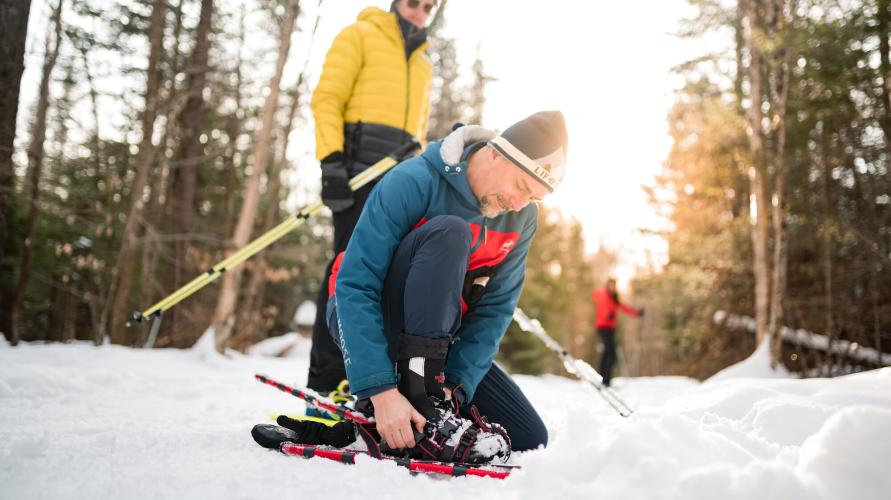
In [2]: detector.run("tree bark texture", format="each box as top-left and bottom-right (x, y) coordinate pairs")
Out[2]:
(743, 0), (772, 347)
(9, 0), (63, 345)
(105, 0), (167, 345)
(165, 0), (213, 343)
(211, 0), (300, 351)
(767, 0), (790, 365)
(0, 0), (32, 285)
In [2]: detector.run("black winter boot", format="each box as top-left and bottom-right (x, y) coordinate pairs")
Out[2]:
(396, 356), (447, 419)
(393, 334), (511, 464)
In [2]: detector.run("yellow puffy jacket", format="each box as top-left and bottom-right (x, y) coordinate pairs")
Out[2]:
(311, 7), (432, 161)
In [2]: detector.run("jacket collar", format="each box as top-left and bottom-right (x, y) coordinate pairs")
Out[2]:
(421, 141), (484, 213)
(358, 7), (428, 58)
(390, 4), (428, 57)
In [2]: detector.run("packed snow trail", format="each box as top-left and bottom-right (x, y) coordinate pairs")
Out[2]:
(1, 335), (889, 500)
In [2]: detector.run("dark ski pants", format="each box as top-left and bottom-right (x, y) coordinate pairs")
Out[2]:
(328, 215), (547, 451)
(307, 183), (374, 393)
(472, 362), (549, 451)
(598, 327), (617, 386)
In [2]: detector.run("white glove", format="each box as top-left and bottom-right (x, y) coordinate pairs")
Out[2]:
(440, 125), (498, 165)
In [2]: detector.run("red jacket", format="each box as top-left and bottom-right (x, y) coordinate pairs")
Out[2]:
(592, 287), (639, 329)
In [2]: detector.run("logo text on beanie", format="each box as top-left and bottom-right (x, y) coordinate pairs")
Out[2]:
(533, 163), (558, 187)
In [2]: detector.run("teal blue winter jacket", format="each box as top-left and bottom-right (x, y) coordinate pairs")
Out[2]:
(333, 140), (538, 400)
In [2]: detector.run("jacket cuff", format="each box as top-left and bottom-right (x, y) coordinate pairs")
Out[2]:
(350, 371), (398, 400)
(354, 383), (397, 401)
(321, 151), (344, 164)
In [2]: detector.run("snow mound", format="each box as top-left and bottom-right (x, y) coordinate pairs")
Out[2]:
(248, 332), (311, 359)
(797, 406), (891, 499)
(292, 301), (316, 328)
(706, 337), (792, 383)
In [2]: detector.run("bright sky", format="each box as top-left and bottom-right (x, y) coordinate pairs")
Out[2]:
(18, 0), (710, 287)
(292, 0), (707, 285)
(445, 1), (699, 285)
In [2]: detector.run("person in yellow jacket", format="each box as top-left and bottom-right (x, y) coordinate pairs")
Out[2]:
(307, 0), (436, 399)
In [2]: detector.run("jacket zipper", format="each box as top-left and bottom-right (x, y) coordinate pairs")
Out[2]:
(469, 217), (488, 254)
(403, 50), (411, 136)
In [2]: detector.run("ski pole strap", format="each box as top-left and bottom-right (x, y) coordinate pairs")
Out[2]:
(126, 140), (420, 326)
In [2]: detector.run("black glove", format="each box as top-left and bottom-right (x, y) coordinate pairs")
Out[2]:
(320, 152), (354, 213)
(276, 415), (356, 448)
(638, 307), (645, 317)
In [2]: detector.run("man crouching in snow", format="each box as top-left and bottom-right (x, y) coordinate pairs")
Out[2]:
(315, 111), (567, 463)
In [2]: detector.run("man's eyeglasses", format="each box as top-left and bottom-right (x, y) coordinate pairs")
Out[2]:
(406, 0), (436, 14)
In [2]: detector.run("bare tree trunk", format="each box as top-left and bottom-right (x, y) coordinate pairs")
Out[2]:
(874, 2), (891, 361)
(9, 0), (64, 345)
(75, 44), (109, 344)
(62, 290), (77, 342)
(734, 0), (746, 114)
(231, 93), (297, 350)
(104, 0), (167, 345)
(768, 0), (791, 365)
(222, 5), (247, 237)
(166, 0), (213, 344)
(743, 0), (772, 347)
(0, 0), (32, 307)
(229, 4), (323, 351)
(849, 151), (884, 368)
(142, 0), (185, 348)
(821, 133), (835, 376)
(231, 157), (283, 350)
(211, 0), (301, 351)
(876, 0), (891, 167)
(78, 46), (103, 190)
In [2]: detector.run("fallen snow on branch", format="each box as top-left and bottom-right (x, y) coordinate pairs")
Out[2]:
(714, 310), (891, 366)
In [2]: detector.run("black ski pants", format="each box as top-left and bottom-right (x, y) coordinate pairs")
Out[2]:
(307, 183), (374, 393)
(598, 327), (617, 386)
(328, 215), (548, 451)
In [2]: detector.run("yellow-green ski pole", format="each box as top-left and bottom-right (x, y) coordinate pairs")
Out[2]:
(126, 140), (419, 328)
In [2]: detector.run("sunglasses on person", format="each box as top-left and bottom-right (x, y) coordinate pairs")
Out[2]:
(406, 0), (436, 14)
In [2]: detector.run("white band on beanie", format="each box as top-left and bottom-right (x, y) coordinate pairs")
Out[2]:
(489, 135), (567, 191)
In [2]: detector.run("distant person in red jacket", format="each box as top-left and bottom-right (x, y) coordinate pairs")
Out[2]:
(592, 278), (643, 387)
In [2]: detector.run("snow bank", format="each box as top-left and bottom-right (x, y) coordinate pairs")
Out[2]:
(247, 332), (311, 359)
(1, 340), (889, 500)
(707, 337), (792, 383)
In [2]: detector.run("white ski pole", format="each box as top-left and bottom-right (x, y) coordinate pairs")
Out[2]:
(513, 307), (634, 417)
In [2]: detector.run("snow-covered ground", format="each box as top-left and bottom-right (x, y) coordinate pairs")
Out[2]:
(1, 334), (889, 500)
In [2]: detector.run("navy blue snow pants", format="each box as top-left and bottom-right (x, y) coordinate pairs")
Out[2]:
(598, 327), (617, 387)
(328, 215), (548, 451)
